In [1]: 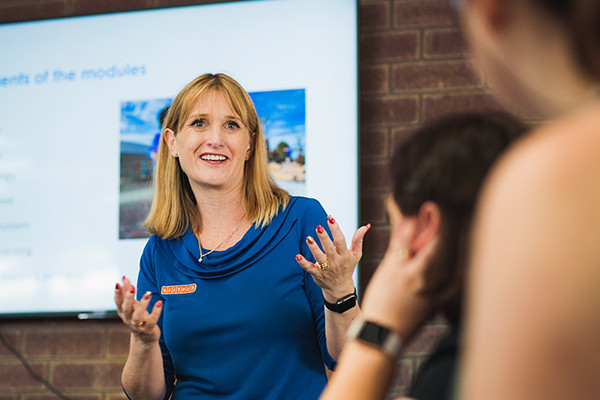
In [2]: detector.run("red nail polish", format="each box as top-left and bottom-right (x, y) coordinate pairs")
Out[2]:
(115, 283), (120, 290)
(296, 254), (302, 261)
(317, 225), (324, 234)
(156, 300), (163, 307)
(366, 223), (371, 231)
(327, 216), (335, 224)
(130, 286), (135, 294)
(306, 236), (314, 245)
(122, 275), (126, 282)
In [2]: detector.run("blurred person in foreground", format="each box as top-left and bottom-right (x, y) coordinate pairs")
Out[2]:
(113, 73), (367, 400)
(318, 112), (526, 400)
(448, 0), (600, 398)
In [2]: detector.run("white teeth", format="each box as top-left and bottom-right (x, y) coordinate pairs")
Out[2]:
(201, 154), (227, 161)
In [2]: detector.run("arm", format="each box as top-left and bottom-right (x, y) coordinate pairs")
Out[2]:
(115, 277), (166, 400)
(460, 126), (600, 399)
(296, 216), (369, 359)
(319, 237), (438, 400)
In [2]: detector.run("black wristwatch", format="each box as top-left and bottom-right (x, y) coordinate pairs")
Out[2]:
(323, 288), (357, 313)
(347, 318), (404, 360)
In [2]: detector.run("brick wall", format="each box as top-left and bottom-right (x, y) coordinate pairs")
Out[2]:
(0, 0), (502, 398)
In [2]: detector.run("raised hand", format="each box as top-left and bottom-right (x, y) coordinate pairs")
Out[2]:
(114, 276), (163, 343)
(296, 215), (370, 300)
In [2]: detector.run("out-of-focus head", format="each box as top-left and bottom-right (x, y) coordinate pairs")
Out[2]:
(390, 112), (528, 324)
(451, 0), (600, 116)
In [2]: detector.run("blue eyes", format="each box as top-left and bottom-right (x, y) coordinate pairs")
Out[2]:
(190, 119), (240, 130)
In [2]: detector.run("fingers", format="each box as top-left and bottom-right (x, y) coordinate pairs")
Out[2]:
(306, 235), (328, 264)
(325, 216), (348, 252)
(349, 223), (371, 258)
(295, 254), (322, 275)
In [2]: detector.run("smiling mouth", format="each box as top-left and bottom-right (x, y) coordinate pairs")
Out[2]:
(200, 154), (228, 162)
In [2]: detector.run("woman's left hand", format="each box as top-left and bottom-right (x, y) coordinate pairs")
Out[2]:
(296, 215), (370, 301)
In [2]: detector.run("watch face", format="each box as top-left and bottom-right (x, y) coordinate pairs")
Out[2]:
(359, 321), (389, 345)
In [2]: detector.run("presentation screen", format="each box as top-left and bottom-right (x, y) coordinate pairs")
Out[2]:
(0, 0), (358, 318)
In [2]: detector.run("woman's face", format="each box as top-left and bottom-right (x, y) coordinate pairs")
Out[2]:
(165, 90), (252, 193)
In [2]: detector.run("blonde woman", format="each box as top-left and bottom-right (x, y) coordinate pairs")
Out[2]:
(114, 73), (365, 400)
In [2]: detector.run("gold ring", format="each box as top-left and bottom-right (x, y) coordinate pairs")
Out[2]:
(131, 320), (145, 327)
(397, 248), (411, 259)
(316, 259), (329, 270)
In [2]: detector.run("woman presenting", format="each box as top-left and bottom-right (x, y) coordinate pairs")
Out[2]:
(113, 73), (366, 400)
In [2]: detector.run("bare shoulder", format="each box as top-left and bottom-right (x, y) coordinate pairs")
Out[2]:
(463, 104), (600, 399)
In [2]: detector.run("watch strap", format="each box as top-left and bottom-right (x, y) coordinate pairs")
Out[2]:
(323, 288), (357, 314)
(347, 318), (404, 360)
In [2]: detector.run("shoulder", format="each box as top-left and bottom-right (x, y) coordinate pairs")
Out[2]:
(286, 196), (326, 215)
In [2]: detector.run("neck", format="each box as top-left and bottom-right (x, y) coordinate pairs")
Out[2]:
(194, 185), (247, 234)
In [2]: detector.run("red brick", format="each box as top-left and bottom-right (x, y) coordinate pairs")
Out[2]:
(154, 0), (231, 6)
(391, 126), (418, 151)
(424, 28), (468, 59)
(360, 193), (388, 224)
(0, 0), (66, 23)
(360, 31), (419, 63)
(404, 323), (450, 356)
(359, 1), (390, 31)
(24, 330), (103, 358)
(361, 160), (391, 192)
(361, 224), (390, 258)
(358, 257), (382, 291)
(394, 0), (453, 28)
(392, 61), (482, 92)
(0, 362), (46, 388)
(0, 330), (19, 357)
(0, 395), (17, 400)
(422, 92), (503, 120)
(361, 96), (418, 126)
(360, 127), (388, 159)
(70, 0), (150, 16)
(51, 362), (123, 389)
(361, 64), (389, 94)
(108, 327), (130, 357)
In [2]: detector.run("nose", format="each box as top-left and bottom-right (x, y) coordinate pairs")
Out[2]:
(206, 125), (224, 148)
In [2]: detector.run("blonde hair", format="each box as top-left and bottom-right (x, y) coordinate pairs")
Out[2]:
(144, 73), (289, 239)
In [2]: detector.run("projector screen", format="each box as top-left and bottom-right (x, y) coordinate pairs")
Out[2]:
(0, 0), (358, 318)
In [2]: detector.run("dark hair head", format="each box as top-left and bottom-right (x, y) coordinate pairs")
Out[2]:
(390, 112), (528, 325)
(532, 0), (600, 79)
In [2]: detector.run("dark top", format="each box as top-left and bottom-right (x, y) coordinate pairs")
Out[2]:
(407, 325), (460, 400)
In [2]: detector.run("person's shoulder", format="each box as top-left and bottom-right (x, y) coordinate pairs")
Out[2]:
(287, 196), (325, 213)
(483, 106), (600, 208)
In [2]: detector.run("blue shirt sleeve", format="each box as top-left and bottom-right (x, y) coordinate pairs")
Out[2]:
(294, 197), (337, 370)
(135, 235), (176, 399)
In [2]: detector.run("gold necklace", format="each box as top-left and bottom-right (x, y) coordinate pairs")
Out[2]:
(198, 215), (245, 263)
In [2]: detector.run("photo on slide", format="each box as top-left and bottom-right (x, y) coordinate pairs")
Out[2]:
(118, 88), (307, 239)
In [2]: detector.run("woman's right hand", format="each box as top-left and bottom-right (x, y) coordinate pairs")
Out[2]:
(115, 276), (163, 343)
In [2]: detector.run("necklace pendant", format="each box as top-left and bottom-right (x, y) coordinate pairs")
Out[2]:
(198, 255), (203, 263)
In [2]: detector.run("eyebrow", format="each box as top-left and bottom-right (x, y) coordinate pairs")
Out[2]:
(189, 113), (240, 121)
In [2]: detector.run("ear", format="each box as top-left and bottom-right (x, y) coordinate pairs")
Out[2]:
(471, 0), (511, 32)
(410, 201), (442, 253)
(164, 128), (178, 157)
(245, 131), (255, 160)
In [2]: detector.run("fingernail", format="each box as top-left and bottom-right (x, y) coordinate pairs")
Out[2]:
(156, 300), (163, 307)
(145, 291), (151, 297)
(296, 254), (302, 261)
(366, 223), (371, 231)
(317, 225), (324, 234)
(306, 236), (314, 245)
(327, 215), (335, 224)
(122, 275), (126, 282)
(115, 283), (120, 290)
(130, 286), (135, 294)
